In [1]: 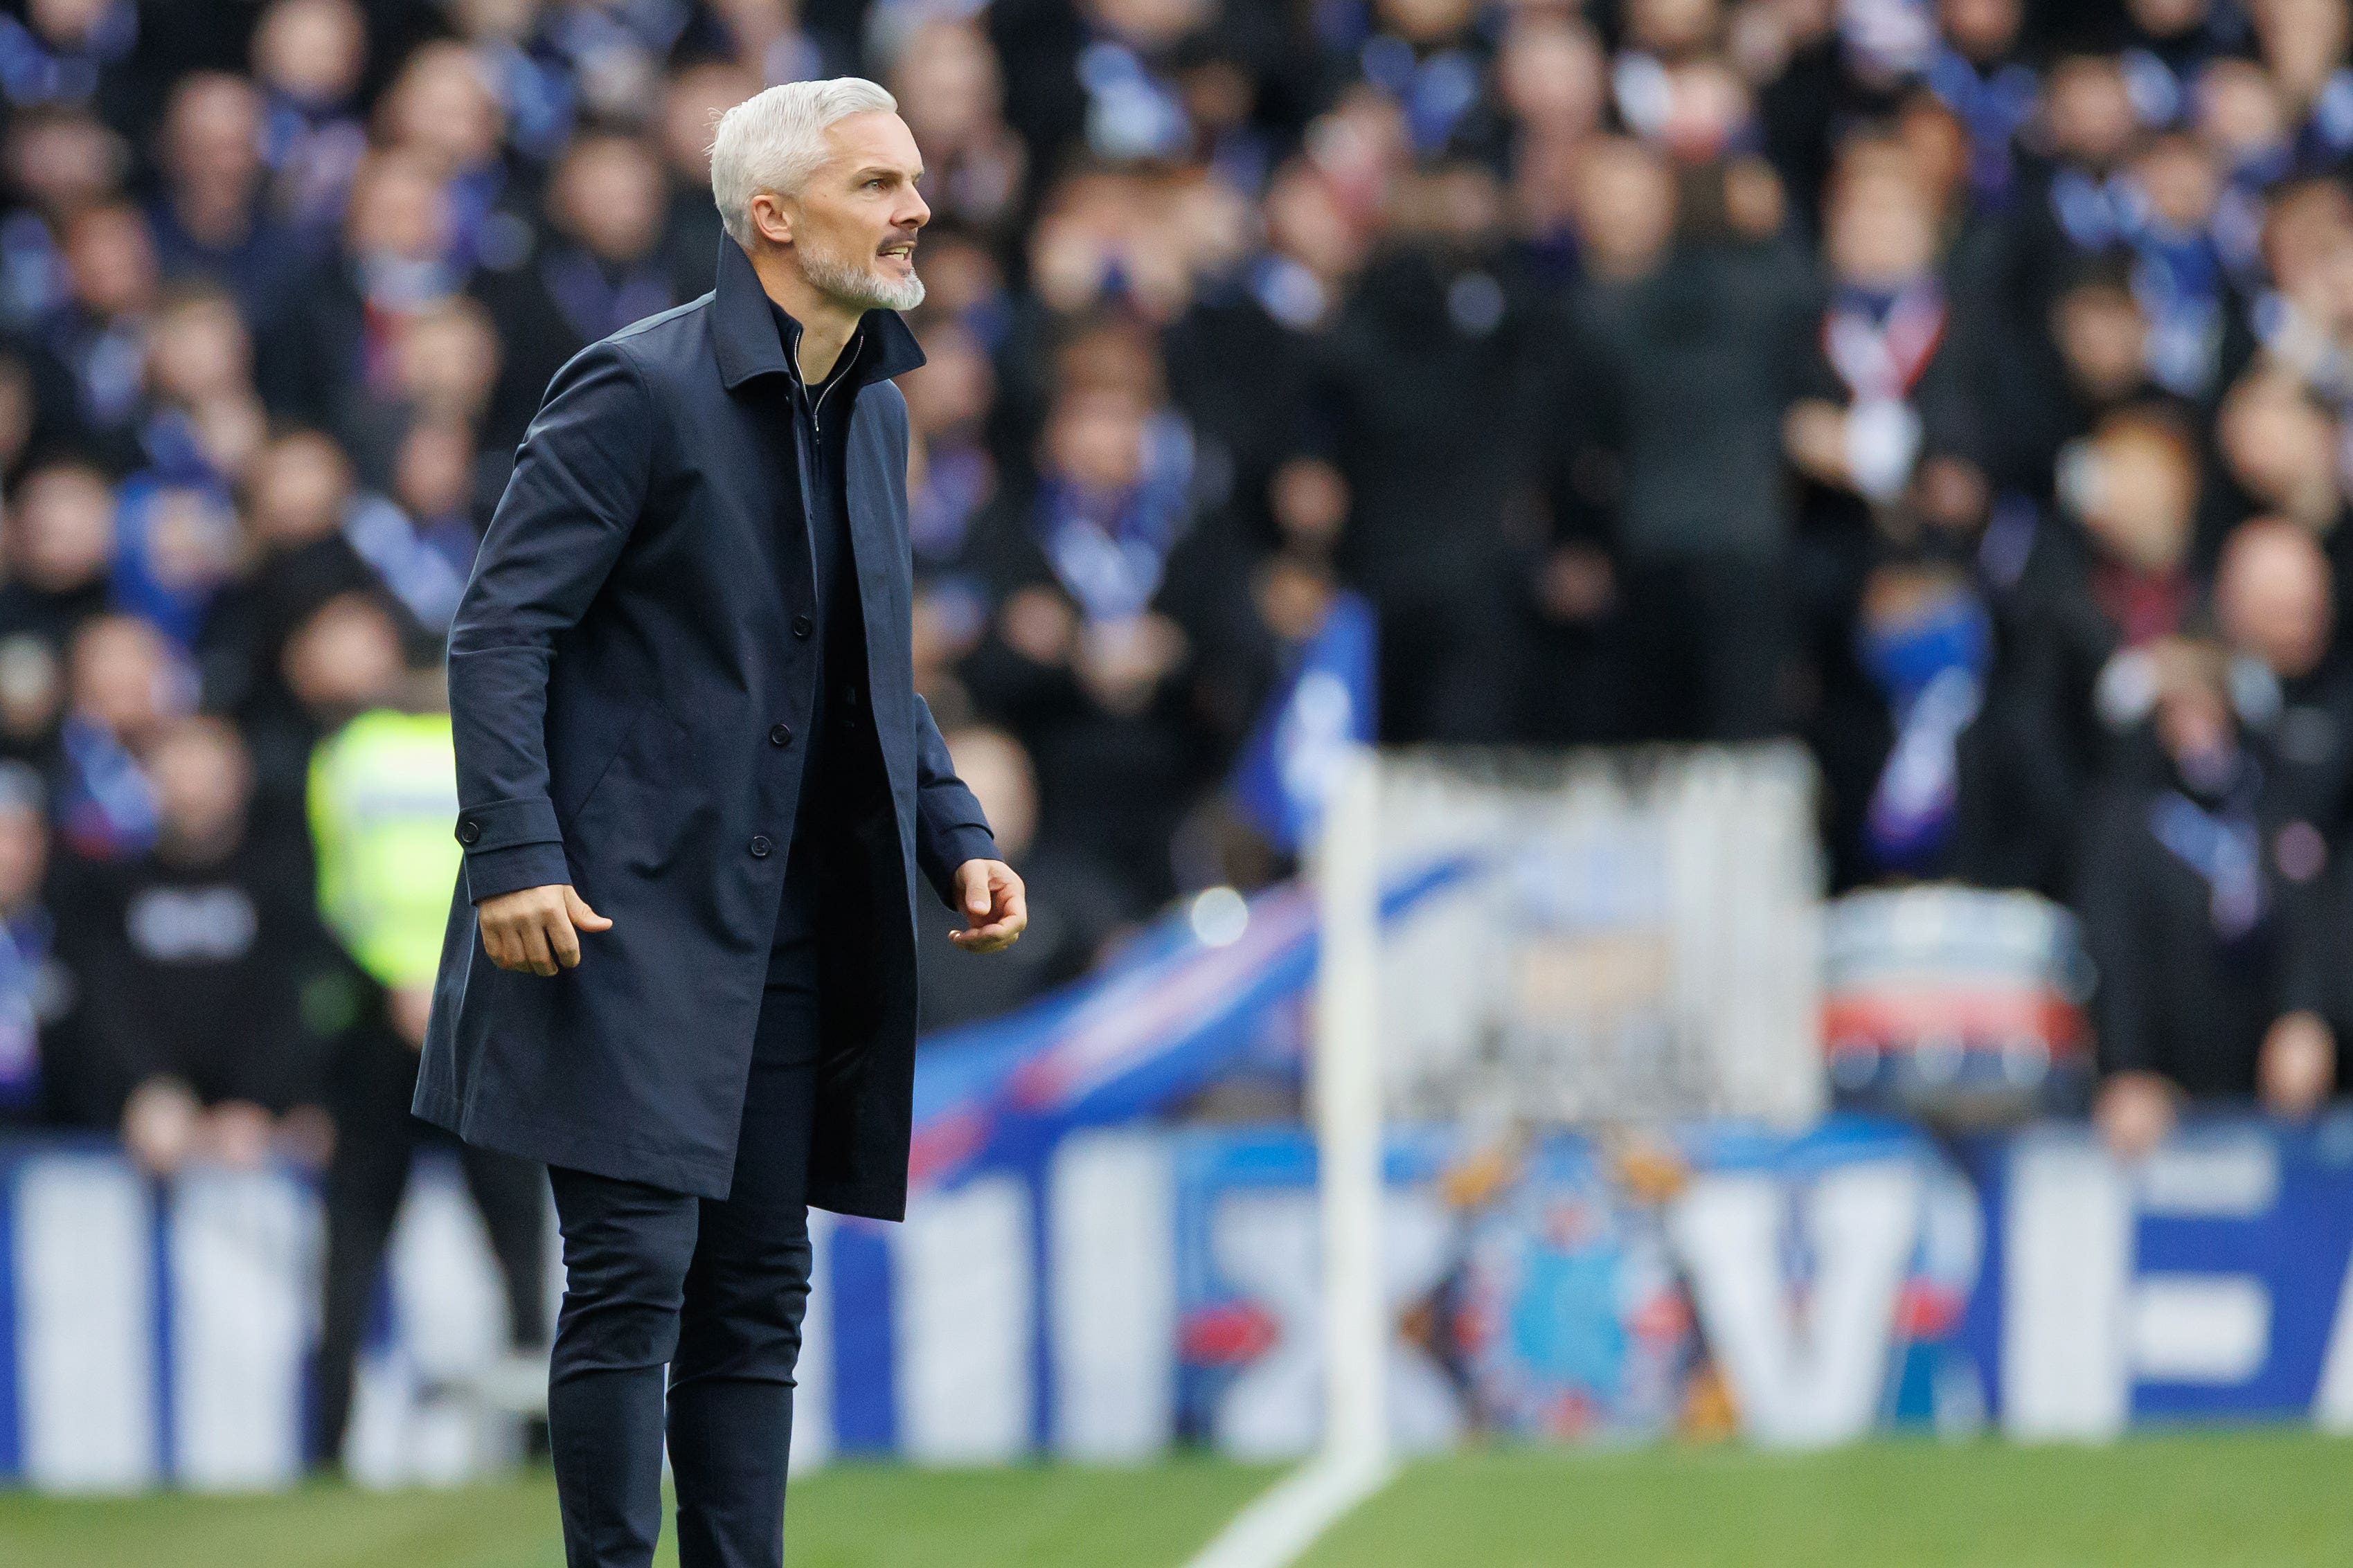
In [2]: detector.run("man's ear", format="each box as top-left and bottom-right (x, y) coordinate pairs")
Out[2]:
(750, 190), (794, 247)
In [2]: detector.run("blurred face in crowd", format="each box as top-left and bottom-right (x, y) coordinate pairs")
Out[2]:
(1897, 95), (1970, 217)
(11, 463), (114, 594)
(6, 109), (123, 215)
(395, 418), (475, 521)
(0, 636), (59, 741)
(1574, 138), (1676, 282)
(344, 152), (453, 264)
(1179, 53), (1256, 141)
(62, 203), (157, 319)
(2053, 279), (2149, 402)
(1055, 319), (1163, 403)
(2254, 0), (2350, 107)
(754, 110), (930, 313)
(0, 797), (46, 914)
(554, 136), (665, 264)
(69, 615), (179, 739)
(902, 321), (995, 438)
(1044, 386), (1149, 493)
(147, 289), (252, 407)
(2130, 0), (2210, 36)
(253, 0), (367, 105)
(161, 74), (263, 200)
(944, 726), (1038, 861)
(2262, 180), (2353, 307)
(449, 0), (535, 43)
(2217, 518), (2334, 680)
(1938, 0), (2021, 61)
(379, 42), (504, 174)
(2044, 56), (2139, 170)
(1623, 0), (1719, 57)
(140, 488), (241, 597)
(1271, 456), (1348, 552)
(283, 593), (405, 719)
(397, 298), (501, 418)
(247, 431), (352, 548)
(2218, 370), (2342, 523)
(2199, 59), (2289, 166)
(30, 0), (111, 46)
(2133, 134), (2219, 233)
(2073, 415), (2198, 573)
(663, 61), (760, 184)
(1084, 0), (1213, 51)
(147, 717), (253, 850)
(895, 21), (1006, 152)
(1498, 16), (1604, 141)
(1263, 163), (1364, 281)
(1826, 166), (1935, 288)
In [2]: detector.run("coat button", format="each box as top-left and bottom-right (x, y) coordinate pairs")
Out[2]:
(750, 835), (773, 858)
(792, 614), (814, 639)
(769, 723), (793, 747)
(457, 819), (481, 845)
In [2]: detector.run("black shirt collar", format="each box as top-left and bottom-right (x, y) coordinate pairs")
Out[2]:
(710, 233), (925, 391)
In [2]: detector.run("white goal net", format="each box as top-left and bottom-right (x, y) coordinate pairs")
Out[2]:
(1349, 744), (1825, 1133)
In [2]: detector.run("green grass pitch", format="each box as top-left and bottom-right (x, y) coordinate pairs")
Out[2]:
(3, 1430), (2348, 1567)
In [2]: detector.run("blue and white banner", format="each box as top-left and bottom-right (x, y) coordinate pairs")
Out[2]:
(7, 1114), (2353, 1489)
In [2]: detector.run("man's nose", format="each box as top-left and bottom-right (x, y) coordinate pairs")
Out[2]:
(897, 186), (931, 231)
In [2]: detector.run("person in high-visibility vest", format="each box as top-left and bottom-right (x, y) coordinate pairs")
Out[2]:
(305, 702), (550, 1471)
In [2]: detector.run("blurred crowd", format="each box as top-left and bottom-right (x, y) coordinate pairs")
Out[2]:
(0, 0), (2343, 1185)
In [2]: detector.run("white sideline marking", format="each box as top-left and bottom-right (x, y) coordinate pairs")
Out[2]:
(1179, 1450), (1397, 1568)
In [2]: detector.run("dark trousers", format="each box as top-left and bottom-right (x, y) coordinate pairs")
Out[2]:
(1620, 556), (1789, 743)
(546, 853), (825, 1568)
(311, 1004), (550, 1469)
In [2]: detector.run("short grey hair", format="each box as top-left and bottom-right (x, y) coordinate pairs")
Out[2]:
(710, 78), (899, 245)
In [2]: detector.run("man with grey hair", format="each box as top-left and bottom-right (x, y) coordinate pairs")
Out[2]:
(417, 78), (1027, 1567)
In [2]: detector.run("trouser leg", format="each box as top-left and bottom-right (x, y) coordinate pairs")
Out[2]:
(670, 870), (824, 1568)
(546, 1166), (700, 1568)
(460, 1139), (553, 1348)
(309, 1019), (419, 1470)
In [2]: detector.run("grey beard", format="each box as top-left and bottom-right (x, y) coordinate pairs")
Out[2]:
(800, 245), (926, 312)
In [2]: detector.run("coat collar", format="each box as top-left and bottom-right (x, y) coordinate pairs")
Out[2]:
(711, 234), (926, 392)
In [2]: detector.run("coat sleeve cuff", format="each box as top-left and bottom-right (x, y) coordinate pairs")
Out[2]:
(924, 823), (1001, 910)
(463, 841), (573, 904)
(455, 795), (563, 854)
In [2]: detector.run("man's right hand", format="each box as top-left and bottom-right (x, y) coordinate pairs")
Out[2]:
(476, 883), (614, 975)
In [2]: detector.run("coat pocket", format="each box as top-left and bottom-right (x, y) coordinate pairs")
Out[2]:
(557, 695), (694, 831)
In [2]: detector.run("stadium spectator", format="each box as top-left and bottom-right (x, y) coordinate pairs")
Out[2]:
(304, 688), (547, 1474)
(148, 72), (307, 333)
(918, 723), (1122, 1031)
(249, 0), (371, 237)
(474, 132), (679, 448)
(0, 457), (114, 652)
(2215, 515), (2353, 840)
(1568, 133), (1804, 744)
(2084, 641), (2347, 1159)
(42, 197), (158, 471)
(963, 343), (1216, 915)
(52, 611), (181, 861)
(0, 760), (53, 1122)
(44, 713), (323, 1166)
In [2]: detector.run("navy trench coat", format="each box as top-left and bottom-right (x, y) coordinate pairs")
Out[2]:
(415, 237), (997, 1219)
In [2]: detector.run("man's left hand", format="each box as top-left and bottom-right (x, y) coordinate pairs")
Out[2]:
(950, 858), (1028, 953)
